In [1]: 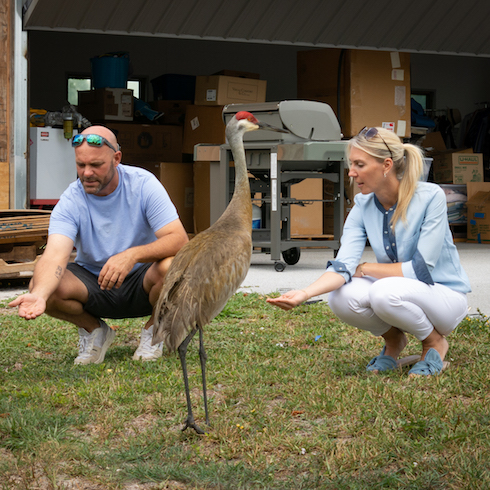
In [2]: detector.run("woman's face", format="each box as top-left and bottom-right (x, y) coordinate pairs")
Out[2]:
(348, 146), (389, 195)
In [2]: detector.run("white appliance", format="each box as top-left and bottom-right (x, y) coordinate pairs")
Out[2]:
(30, 127), (78, 203)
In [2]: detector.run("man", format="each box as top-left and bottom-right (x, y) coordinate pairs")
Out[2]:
(9, 125), (188, 364)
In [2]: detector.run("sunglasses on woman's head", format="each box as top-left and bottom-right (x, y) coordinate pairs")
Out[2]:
(358, 127), (393, 160)
(72, 134), (120, 153)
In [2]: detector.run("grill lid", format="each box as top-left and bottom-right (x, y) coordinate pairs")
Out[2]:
(222, 100), (343, 142)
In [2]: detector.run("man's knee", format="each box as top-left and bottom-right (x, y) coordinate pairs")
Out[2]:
(145, 257), (174, 289)
(159, 256), (174, 277)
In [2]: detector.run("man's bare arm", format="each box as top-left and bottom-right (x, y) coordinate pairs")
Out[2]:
(9, 234), (74, 319)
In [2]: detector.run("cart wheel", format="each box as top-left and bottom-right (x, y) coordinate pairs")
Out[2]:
(274, 261), (286, 272)
(282, 247), (301, 265)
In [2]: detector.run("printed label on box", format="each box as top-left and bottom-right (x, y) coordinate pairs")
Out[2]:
(206, 89), (217, 102)
(190, 117), (200, 131)
(392, 69), (404, 81)
(227, 81), (258, 102)
(390, 52), (401, 68)
(382, 122), (395, 132)
(395, 86), (406, 106)
(396, 120), (407, 137)
(457, 155), (481, 165)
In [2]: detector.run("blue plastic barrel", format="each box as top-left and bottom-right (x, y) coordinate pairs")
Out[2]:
(91, 54), (129, 89)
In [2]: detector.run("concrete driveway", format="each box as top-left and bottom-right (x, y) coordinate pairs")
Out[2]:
(239, 242), (490, 317)
(1, 242), (488, 317)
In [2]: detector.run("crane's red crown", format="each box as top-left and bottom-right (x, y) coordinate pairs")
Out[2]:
(235, 111), (259, 124)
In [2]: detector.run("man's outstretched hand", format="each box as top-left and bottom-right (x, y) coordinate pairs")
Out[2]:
(9, 294), (47, 320)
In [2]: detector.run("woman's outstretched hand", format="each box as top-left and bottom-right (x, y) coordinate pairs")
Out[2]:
(266, 289), (309, 311)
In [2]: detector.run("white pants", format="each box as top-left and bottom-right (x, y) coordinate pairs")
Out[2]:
(328, 277), (468, 341)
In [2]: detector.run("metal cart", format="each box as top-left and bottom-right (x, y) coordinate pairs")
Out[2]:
(195, 101), (350, 271)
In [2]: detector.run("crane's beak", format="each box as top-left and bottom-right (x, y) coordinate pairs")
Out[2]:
(257, 121), (290, 133)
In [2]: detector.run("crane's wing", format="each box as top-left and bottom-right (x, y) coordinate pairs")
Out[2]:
(153, 225), (252, 352)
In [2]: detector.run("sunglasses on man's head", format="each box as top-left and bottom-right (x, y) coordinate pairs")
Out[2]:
(358, 126), (393, 160)
(72, 134), (120, 153)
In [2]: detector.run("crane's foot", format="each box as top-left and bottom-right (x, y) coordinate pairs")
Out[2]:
(181, 416), (208, 435)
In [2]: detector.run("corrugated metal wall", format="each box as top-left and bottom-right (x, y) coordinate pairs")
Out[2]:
(23, 0), (490, 57)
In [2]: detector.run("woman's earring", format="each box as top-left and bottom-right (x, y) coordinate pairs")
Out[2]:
(384, 173), (387, 178)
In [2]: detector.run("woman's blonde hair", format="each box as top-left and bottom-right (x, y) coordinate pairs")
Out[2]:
(347, 127), (425, 227)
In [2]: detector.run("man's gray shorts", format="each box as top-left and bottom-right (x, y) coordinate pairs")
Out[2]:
(66, 262), (153, 319)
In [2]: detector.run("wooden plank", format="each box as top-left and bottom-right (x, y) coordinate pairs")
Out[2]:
(0, 256), (41, 276)
(0, 244), (37, 262)
(0, 161), (8, 210)
(0, 234), (48, 246)
(0, 0), (10, 209)
(0, 213), (50, 238)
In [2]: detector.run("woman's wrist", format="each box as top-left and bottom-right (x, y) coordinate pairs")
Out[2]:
(359, 262), (367, 277)
(300, 289), (310, 300)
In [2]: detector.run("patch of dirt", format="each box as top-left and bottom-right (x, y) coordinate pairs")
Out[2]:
(0, 307), (16, 315)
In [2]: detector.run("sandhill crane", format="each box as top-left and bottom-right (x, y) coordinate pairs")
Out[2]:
(152, 111), (286, 434)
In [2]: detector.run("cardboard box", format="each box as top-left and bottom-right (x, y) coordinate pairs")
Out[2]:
(297, 49), (411, 137)
(149, 100), (191, 125)
(106, 123), (183, 163)
(78, 88), (134, 122)
(290, 179), (324, 237)
(421, 131), (447, 154)
(432, 151), (483, 184)
(467, 182), (490, 243)
(131, 161), (194, 233)
(213, 70), (260, 79)
(193, 161), (211, 233)
(194, 75), (267, 106)
(183, 105), (225, 154)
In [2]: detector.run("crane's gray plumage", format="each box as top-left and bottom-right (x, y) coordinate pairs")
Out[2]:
(152, 111), (286, 434)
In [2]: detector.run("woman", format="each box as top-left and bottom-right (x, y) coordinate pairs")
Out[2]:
(267, 127), (471, 376)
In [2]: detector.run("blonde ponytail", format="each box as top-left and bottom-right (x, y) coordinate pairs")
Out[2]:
(392, 143), (424, 226)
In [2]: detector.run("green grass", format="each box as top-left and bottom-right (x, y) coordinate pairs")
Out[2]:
(1, 293), (490, 489)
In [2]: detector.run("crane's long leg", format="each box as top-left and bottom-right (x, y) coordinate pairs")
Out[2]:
(178, 329), (205, 434)
(198, 328), (209, 426)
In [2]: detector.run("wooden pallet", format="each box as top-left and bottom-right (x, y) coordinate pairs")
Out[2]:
(0, 210), (51, 279)
(0, 256), (42, 279)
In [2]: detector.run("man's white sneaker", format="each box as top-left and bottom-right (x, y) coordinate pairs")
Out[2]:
(132, 325), (163, 361)
(74, 320), (115, 365)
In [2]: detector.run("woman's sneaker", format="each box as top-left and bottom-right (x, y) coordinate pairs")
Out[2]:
(132, 325), (163, 361)
(74, 320), (115, 365)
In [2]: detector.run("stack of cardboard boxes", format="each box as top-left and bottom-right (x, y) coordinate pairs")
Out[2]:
(422, 131), (485, 241)
(75, 50), (490, 243)
(293, 48), (412, 237)
(76, 71), (267, 235)
(179, 70), (267, 233)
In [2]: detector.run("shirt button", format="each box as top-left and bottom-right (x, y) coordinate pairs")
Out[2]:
(392, 243), (395, 246)
(384, 231), (388, 234)
(386, 246), (389, 250)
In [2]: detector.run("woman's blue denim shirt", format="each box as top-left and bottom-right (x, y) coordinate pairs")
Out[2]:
(327, 181), (471, 294)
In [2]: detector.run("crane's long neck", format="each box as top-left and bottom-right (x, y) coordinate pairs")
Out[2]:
(228, 131), (249, 192)
(225, 129), (253, 220)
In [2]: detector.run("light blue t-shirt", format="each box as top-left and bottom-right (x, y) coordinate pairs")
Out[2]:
(327, 181), (471, 293)
(49, 164), (179, 275)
